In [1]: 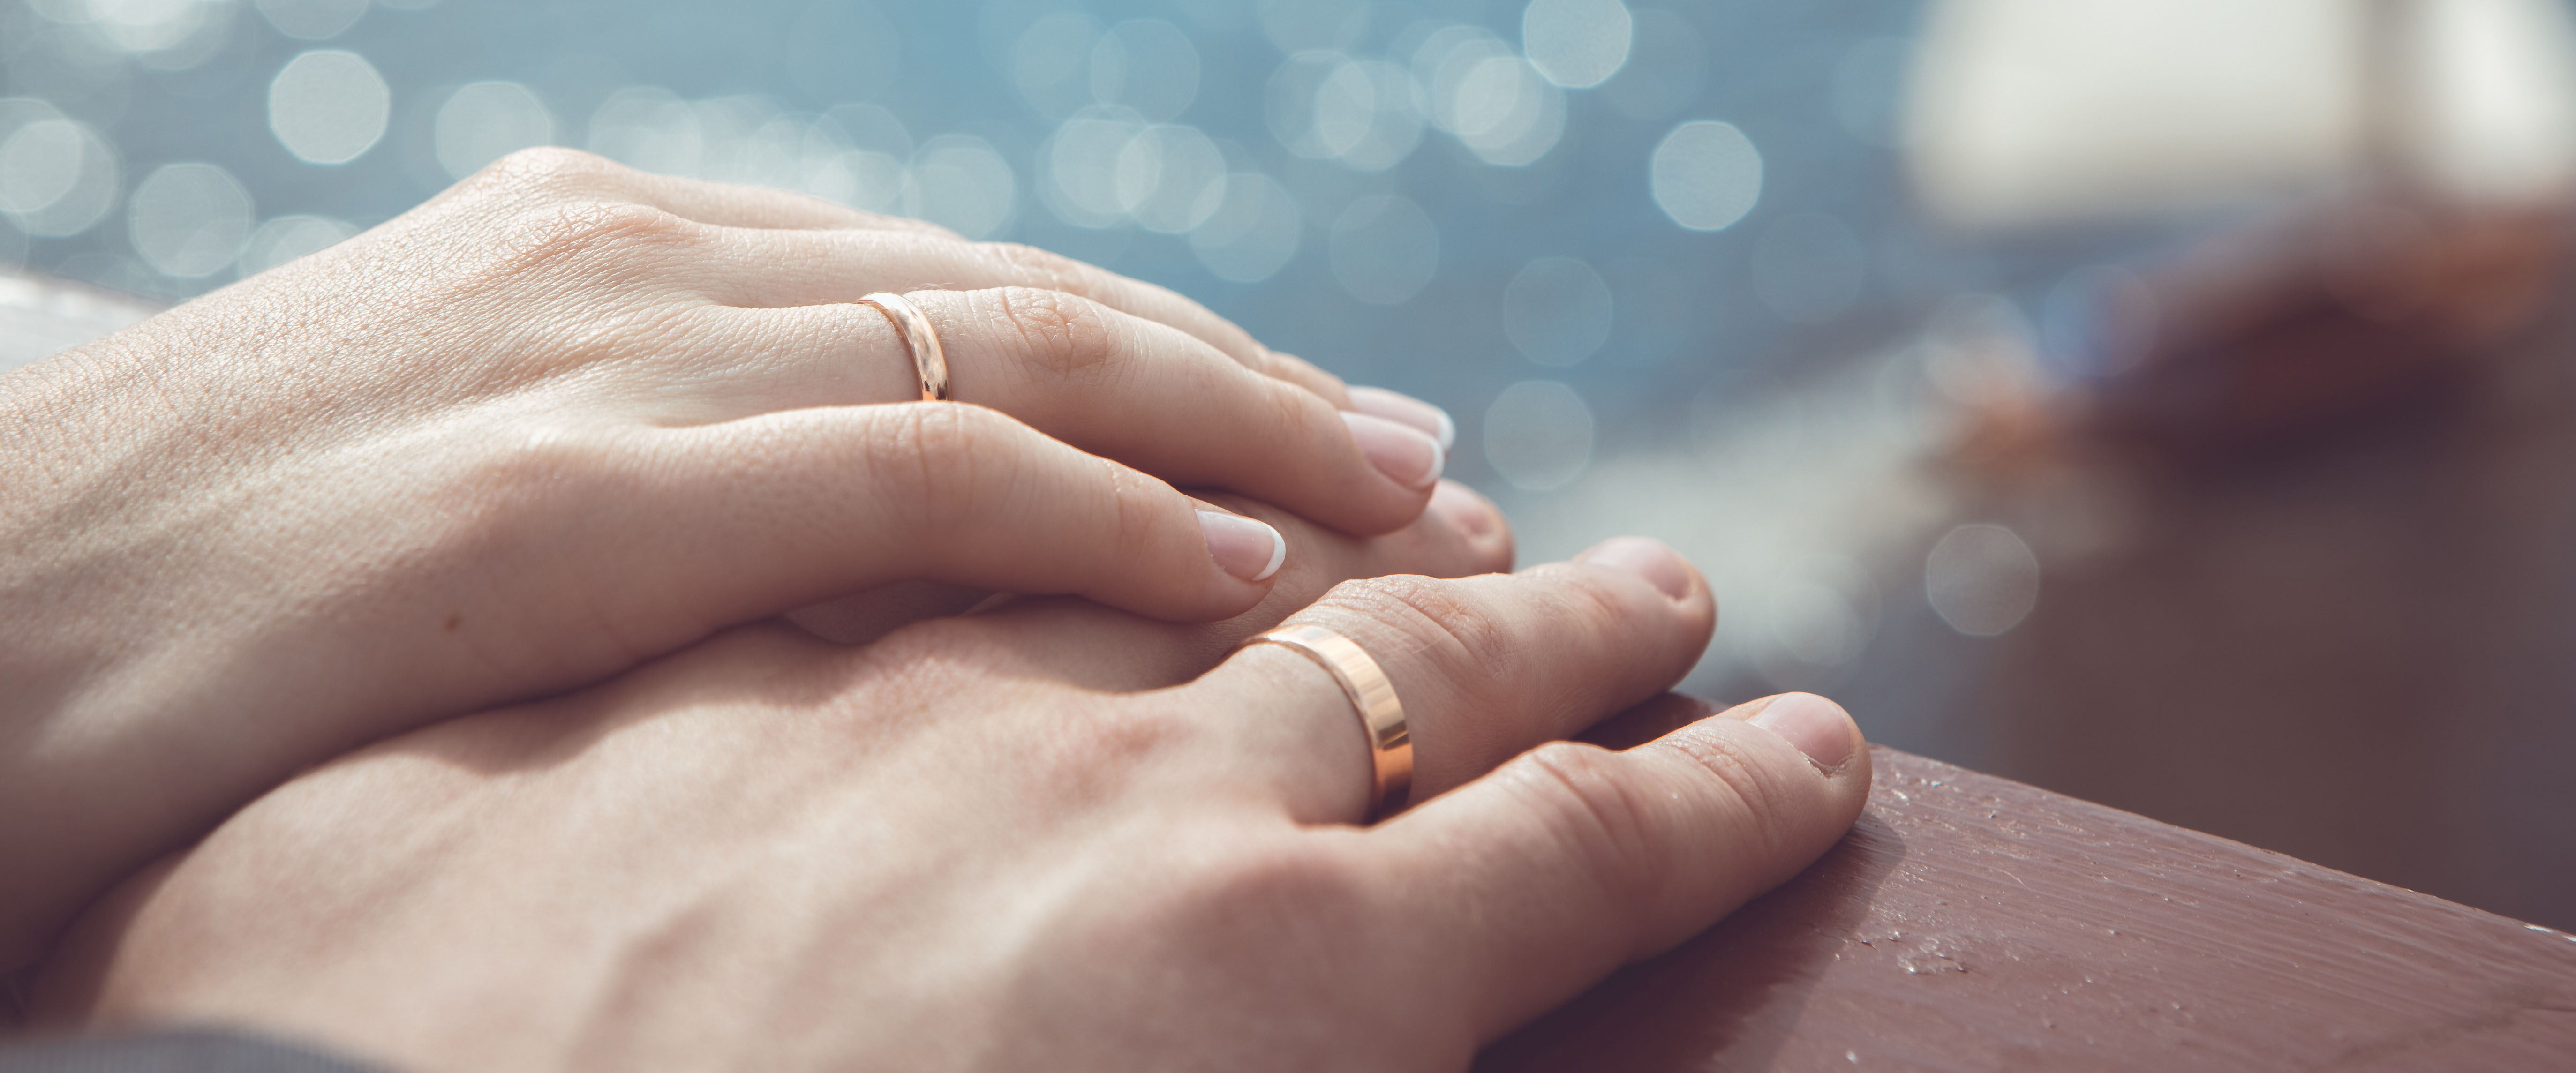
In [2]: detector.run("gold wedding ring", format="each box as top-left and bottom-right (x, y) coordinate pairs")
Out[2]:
(856, 291), (952, 402)
(1241, 624), (1413, 818)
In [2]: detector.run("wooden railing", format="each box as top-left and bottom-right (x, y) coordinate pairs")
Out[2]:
(1480, 695), (2576, 1068)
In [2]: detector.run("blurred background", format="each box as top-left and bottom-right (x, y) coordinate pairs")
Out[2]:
(6, 0), (2576, 929)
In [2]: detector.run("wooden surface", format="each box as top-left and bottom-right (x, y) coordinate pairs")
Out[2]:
(1481, 695), (2576, 1071)
(1942, 262), (2576, 932)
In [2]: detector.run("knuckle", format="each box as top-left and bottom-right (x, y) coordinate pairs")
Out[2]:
(1651, 729), (1794, 853)
(1273, 353), (1343, 390)
(1167, 834), (1374, 943)
(496, 200), (701, 279)
(1070, 829), (1380, 994)
(1265, 380), (1340, 450)
(1318, 575), (1509, 669)
(1039, 701), (1202, 803)
(495, 145), (615, 183)
(1543, 566), (1642, 638)
(978, 286), (1117, 379)
(463, 422), (619, 513)
(1508, 742), (1672, 908)
(431, 423), (624, 570)
(864, 403), (1024, 536)
(1255, 351), (1349, 401)
(1101, 458), (1172, 555)
(460, 147), (625, 203)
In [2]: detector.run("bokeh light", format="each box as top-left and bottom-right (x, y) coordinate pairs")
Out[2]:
(1452, 55), (1564, 166)
(1258, 0), (1366, 54)
(1651, 119), (1763, 231)
(255, 0), (367, 41)
(434, 80), (554, 181)
(1189, 172), (1299, 284)
(78, 0), (238, 68)
(1115, 123), (1222, 234)
(1044, 105), (1147, 228)
(128, 161), (252, 278)
(1482, 380), (1596, 491)
(268, 49), (388, 165)
(1522, 0), (1633, 90)
(239, 212), (353, 275)
(902, 135), (1015, 240)
(0, 100), (117, 239)
(1268, 52), (1422, 172)
(0, 109), (80, 216)
(1924, 523), (2041, 637)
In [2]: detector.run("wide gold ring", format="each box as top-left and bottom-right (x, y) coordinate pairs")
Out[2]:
(856, 291), (952, 402)
(1240, 624), (1413, 819)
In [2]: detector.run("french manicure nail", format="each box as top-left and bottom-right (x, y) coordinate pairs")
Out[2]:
(1576, 536), (1692, 600)
(1348, 386), (1457, 450)
(1198, 510), (1286, 582)
(1342, 412), (1446, 490)
(1747, 692), (1858, 772)
(1427, 480), (1499, 538)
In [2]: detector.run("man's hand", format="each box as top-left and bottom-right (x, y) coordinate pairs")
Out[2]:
(36, 492), (1870, 1073)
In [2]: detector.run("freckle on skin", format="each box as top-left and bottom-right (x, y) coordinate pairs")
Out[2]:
(444, 614), (463, 632)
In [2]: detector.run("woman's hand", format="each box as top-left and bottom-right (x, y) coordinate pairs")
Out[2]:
(0, 148), (1453, 968)
(36, 493), (1873, 1073)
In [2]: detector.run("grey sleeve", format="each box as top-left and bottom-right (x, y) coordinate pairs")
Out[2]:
(0, 1030), (388, 1073)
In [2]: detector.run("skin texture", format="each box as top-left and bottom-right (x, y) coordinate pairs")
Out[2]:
(38, 493), (1874, 1073)
(0, 148), (1455, 970)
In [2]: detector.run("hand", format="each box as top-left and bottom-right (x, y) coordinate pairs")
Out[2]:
(37, 490), (1873, 1073)
(0, 148), (1454, 967)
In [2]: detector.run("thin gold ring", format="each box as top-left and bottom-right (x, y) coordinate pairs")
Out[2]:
(1240, 624), (1412, 819)
(856, 291), (951, 402)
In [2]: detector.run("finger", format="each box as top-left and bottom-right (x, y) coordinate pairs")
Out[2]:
(701, 226), (1302, 385)
(1346, 385), (1457, 453)
(1361, 693), (1871, 1038)
(713, 288), (1444, 536)
(595, 403), (1296, 639)
(949, 481), (1516, 691)
(1175, 537), (1717, 823)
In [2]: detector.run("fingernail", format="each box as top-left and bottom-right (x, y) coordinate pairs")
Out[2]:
(1342, 412), (1446, 490)
(1576, 536), (1692, 600)
(1348, 386), (1456, 450)
(1427, 480), (1499, 538)
(1198, 510), (1286, 582)
(1747, 692), (1858, 772)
